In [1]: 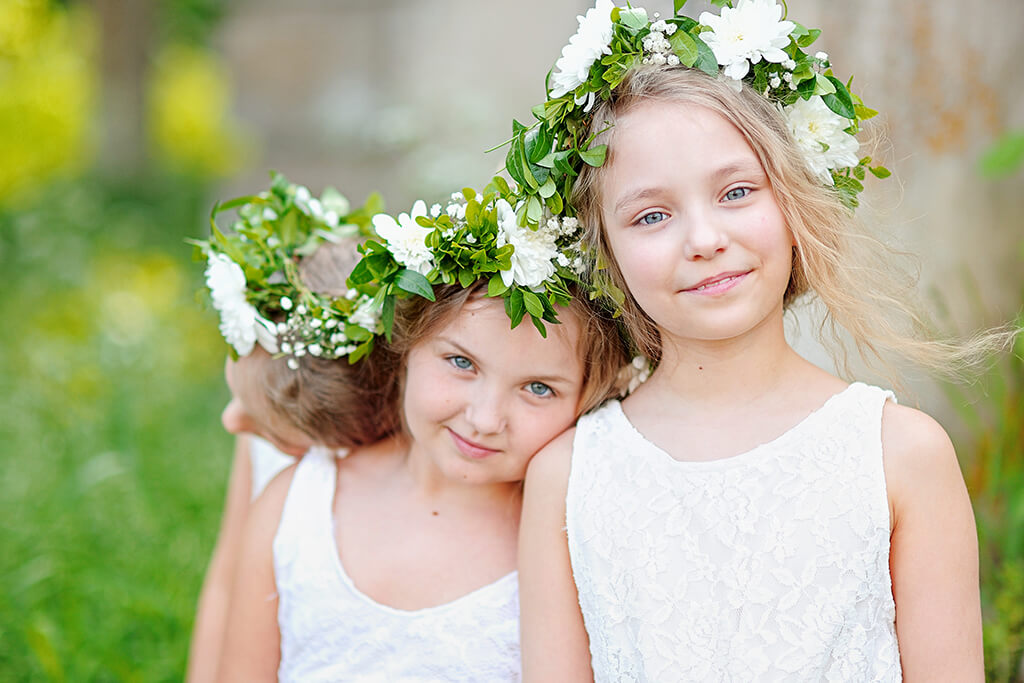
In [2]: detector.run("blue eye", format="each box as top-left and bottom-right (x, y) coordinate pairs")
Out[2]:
(639, 211), (666, 225)
(449, 355), (473, 370)
(526, 382), (553, 397)
(724, 187), (750, 201)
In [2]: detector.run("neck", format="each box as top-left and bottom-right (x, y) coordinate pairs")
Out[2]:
(644, 307), (803, 408)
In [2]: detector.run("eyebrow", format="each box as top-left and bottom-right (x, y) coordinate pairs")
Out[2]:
(436, 336), (577, 386)
(612, 160), (767, 215)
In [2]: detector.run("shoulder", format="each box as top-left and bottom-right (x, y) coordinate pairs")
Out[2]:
(879, 401), (962, 524)
(248, 462), (299, 534)
(524, 427), (576, 497)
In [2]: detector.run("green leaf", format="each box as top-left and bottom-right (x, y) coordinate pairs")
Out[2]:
(348, 258), (375, 285)
(488, 273), (509, 297)
(853, 165), (866, 181)
(668, 30), (699, 67)
(530, 315), (548, 338)
(395, 268), (435, 300)
(979, 130), (1024, 178)
(821, 75), (856, 119)
(673, 0), (687, 14)
(618, 7), (649, 31)
(854, 104), (879, 121)
(381, 295), (395, 342)
(505, 289), (526, 327)
(538, 176), (557, 199)
(869, 165), (892, 179)
(790, 22), (809, 39)
(797, 28), (821, 48)
(526, 196), (543, 224)
(578, 144), (608, 167)
(692, 33), (719, 76)
(545, 192), (564, 214)
(813, 73), (836, 96)
(522, 289), (545, 318)
(458, 268), (475, 288)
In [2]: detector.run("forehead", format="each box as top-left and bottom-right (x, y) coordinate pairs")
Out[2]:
(434, 297), (584, 377)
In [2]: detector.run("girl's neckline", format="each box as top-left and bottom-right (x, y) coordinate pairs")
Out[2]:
(613, 382), (863, 470)
(325, 458), (518, 617)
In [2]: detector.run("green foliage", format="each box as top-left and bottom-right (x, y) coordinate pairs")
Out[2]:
(979, 130), (1024, 179)
(360, 177), (583, 340)
(942, 309), (1024, 680)
(0, 174), (231, 680)
(495, 1), (885, 235)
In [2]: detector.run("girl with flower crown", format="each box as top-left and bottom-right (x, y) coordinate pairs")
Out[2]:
(517, 2), (1014, 681)
(201, 182), (631, 681)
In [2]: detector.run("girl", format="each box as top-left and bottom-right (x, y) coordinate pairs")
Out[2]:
(215, 190), (631, 681)
(518, 4), (1013, 681)
(187, 179), (400, 682)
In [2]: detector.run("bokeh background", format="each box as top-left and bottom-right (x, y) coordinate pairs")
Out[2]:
(1, 0), (1021, 679)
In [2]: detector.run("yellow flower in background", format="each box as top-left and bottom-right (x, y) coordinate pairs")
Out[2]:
(0, 0), (97, 203)
(147, 43), (251, 178)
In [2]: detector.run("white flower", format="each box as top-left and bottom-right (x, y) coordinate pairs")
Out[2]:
(549, 0), (616, 98)
(348, 296), (383, 333)
(205, 253), (278, 356)
(784, 95), (860, 185)
(496, 199), (558, 290)
(699, 0), (795, 80)
(429, 203), (442, 218)
(371, 200), (435, 275)
(815, 51), (829, 62)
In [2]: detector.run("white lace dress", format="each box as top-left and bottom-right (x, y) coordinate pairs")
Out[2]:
(273, 449), (522, 682)
(566, 383), (902, 682)
(248, 436), (295, 500)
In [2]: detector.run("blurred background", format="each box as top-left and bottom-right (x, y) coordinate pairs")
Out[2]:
(0, 0), (1020, 679)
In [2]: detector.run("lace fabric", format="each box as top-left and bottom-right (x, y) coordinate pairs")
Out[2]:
(566, 383), (901, 682)
(274, 450), (522, 682)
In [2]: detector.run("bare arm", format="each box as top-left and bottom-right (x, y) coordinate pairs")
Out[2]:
(186, 436), (254, 683)
(883, 402), (984, 681)
(216, 464), (296, 682)
(519, 429), (594, 683)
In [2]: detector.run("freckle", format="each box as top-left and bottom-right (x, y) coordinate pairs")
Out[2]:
(698, 365), (703, 370)
(432, 511), (439, 516)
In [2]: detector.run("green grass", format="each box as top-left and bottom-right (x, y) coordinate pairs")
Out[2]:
(0, 176), (233, 681)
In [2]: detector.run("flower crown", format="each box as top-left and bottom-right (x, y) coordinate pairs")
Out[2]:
(351, 175), (587, 342)
(499, 0), (889, 227)
(191, 172), (385, 367)
(194, 174), (588, 367)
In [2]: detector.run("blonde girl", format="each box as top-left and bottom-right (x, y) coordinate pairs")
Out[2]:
(518, 4), (1013, 681)
(214, 189), (631, 681)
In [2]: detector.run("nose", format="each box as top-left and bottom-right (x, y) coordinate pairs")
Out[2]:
(681, 207), (729, 261)
(464, 385), (507, 436)
(221, 398), (251, 435)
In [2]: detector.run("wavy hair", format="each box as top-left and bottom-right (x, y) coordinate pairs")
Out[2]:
(571, 65), (1016, 381)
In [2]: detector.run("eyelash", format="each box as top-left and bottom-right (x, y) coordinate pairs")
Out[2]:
(448, 356), (555, 398)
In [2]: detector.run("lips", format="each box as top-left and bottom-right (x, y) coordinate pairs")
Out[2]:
(683, 270), (750, 294)
(447, 428), (501, 460)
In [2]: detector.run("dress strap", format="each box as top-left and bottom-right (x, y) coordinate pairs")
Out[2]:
(273, 448), (338, 571)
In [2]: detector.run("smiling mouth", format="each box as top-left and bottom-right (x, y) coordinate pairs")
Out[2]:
(447, 428), (501, 459)
(684, 270), (751, 293)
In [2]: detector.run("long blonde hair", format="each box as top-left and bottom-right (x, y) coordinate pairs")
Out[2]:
(572, 65), (1015, 381)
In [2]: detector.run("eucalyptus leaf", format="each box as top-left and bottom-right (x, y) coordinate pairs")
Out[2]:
(693, 34), (719, 76)
(669, 30), (698, 67)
